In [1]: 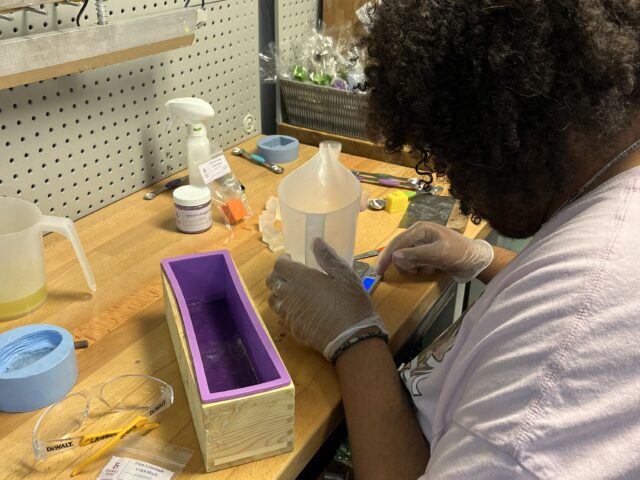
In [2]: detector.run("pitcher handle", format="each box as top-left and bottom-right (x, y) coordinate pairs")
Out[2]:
(39, 216), (97, 292)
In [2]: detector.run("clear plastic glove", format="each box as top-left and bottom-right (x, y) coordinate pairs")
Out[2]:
(377, 222), (494, 283)
(267, 238), (388, 361)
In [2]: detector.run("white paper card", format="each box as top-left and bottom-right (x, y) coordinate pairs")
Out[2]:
(97, 456), (174, 480)
(198, 154), (231, 183)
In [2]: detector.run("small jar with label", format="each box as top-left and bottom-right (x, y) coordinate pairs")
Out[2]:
(173, 185), (212, 234)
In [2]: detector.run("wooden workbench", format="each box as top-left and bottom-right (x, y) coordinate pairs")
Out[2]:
(0, 136), (490, 479)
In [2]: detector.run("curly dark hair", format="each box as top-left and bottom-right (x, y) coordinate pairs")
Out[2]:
(364, 0), (640, 237)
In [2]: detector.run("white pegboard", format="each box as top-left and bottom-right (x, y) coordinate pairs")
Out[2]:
(274, 0), (318, 123)
(0, 0), (261, 219)
(275, 0), (317, 51)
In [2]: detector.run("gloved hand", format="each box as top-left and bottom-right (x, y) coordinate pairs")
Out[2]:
(377, 222), (494, 283)
(267, 238), (388, 361)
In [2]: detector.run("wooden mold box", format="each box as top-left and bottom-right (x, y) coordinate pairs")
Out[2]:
(161, 251), (294, 472)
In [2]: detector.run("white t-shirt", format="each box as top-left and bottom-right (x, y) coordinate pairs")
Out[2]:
(401, 167), (640, 479)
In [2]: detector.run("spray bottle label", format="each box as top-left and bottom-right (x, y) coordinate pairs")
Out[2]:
(199, 154), (231, 183)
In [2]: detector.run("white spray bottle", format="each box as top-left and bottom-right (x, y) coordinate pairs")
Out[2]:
(165, 97), (218, 187)
(165, 97), (250, 226)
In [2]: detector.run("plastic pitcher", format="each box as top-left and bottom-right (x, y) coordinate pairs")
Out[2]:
(278, 141), (361, 270)
(0, 197), (96, 320)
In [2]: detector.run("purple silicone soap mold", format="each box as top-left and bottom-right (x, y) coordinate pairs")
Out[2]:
(161, 250), (291, 403)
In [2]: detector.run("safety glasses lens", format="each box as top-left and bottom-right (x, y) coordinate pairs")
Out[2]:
(100, 375), (166, 412)
(36, 394), (88, 441)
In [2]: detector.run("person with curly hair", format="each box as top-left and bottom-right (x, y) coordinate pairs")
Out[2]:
(267, 1), (640, 478)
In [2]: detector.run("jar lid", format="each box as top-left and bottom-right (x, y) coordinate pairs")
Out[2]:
(173, 185), (211, 207)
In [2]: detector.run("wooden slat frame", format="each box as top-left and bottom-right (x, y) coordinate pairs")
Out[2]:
(0, 8), (198, 90)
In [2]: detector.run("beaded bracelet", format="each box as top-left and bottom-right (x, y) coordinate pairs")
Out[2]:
(330, 330), (389, 365)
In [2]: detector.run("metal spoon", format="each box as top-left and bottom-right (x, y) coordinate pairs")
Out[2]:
(143, 176), (186, 200)
(231, 147), (284, 174)
(368, 198), (386, 210)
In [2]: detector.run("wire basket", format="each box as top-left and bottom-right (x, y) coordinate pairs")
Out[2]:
(280, 79), (373, 141)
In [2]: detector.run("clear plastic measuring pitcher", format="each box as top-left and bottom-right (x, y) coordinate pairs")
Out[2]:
(278, 141), (361, 270)
(0, 197), (96, 320)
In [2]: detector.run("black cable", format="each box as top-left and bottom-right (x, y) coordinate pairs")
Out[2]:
(184, 0), (205, 7)
(75, 0), (89, 27)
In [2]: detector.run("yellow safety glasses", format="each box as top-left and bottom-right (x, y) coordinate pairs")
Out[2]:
(32, 374), (173, 474)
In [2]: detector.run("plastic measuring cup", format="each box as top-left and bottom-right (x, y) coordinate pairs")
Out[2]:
(0, 197), (96, 320)
(278, 141), (361, 270)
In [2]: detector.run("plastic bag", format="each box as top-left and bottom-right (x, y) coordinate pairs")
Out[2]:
(208, 143), (253, 229)
(96, 436), (193, 480)
(356, 1), (379, 33)
(274, 21), (369, 93)
(259, 42), (278, 84)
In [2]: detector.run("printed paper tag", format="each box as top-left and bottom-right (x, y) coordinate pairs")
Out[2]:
(199, 154), (231, 183)
(97, 456), (174, 480)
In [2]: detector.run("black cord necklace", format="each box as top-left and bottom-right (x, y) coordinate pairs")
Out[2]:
(548, 137), (640, 220)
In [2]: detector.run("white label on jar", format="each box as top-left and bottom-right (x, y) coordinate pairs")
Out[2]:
(175, 201), (212, 233)
(97, 456), (174, 480)
(199, 154), (231, 183)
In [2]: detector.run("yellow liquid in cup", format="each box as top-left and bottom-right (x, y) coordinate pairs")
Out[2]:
(0, 285), (47, 320)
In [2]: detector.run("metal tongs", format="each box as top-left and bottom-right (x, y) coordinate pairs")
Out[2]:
(351, 170), (430, 192)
